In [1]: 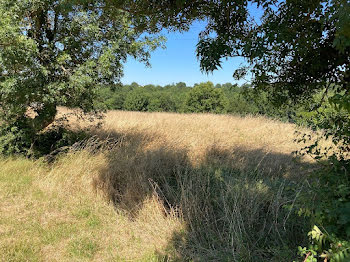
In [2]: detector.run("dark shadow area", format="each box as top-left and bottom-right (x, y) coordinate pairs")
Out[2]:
(33, 125), (89, 160)
(91, 128), (319, 262)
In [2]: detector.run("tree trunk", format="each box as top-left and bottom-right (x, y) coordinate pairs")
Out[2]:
(29, 103), (57, 133)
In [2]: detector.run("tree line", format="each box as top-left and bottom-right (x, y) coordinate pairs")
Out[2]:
(95, 81), (342, 127)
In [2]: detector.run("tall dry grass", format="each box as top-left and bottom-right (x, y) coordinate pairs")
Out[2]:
(1, 110), (318, 261)
(0, 153), (183, 262)
(68, 109), (315, 172)
(77, 110), (315, 260)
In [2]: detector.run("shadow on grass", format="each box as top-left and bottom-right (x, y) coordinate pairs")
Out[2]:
(33, 126), (88, 159)
(92, 128), (317, 262)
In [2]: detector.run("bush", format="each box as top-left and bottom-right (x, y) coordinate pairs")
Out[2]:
(294, 158), (350, 261)
(0, 122), (87, 158)
(184, 82), (227, 113)
(123, 88), (150, 111)
(0, 122), (35, 156)
(148, 93), (176, 112)
(33, 127), (88, 157)
(293, 89), (350, 261)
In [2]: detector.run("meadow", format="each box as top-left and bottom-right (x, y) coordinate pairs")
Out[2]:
(0, 110), (318, 261)
(2, 1), (348, 260)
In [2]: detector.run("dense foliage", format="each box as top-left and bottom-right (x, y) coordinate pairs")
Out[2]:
(184, 82), (227, 113)
(0, 0), (163, 155)
(95, 81), (338, 124)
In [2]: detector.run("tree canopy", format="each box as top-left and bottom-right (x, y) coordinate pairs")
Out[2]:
(117, 0), (349, 100)
(184, 82), (227, 113)
(0, 0), (163, 154)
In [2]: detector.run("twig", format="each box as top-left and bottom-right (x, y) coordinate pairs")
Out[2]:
(303, 251), (311, 262)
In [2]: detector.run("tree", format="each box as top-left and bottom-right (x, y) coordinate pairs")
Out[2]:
(175, 82), (187, 89)
(148, 92), (176, 112)
(185, 82), (227, 113)
(0, 0), (163, 154)
(130, 82), (140, 89)
(123, 88), (150, 111)
(95, 86), (126, 110)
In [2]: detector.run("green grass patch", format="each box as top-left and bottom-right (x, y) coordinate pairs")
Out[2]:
(68, 237), (99, 259)
(1, 240), (41, 262)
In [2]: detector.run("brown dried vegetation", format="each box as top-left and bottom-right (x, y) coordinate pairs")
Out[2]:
(0, 110), (318, 261)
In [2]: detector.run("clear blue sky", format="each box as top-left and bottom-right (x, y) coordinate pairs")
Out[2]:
(121, 4), (263, 87)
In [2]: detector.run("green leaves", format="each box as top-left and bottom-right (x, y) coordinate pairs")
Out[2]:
(0, 0), (164, 154)
(184, 82), (227, 113)
(308, 225), (326, 246)
(123, 88), (150, 111)
(332, 0), (350, 54)
(295, 157), (350, 262)
(329, 92), (350, 113)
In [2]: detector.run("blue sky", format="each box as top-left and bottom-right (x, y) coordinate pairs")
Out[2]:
(121, 4), (264, 87)
(121, 21), (245, 86)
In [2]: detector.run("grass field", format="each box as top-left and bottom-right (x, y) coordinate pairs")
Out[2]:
(0, 110), (317, 261)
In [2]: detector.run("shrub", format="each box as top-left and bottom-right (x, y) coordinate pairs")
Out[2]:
(148, 93), (176, 112)
(294, 158), (350, 261)
(123, 88), (150, 111)
(0, 122), (35, 156)
(184, 82), (227, 113)
(0, 122), (88, 158)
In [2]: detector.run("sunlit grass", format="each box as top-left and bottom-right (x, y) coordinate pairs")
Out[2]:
(0, 153), (182, 262)
(0, 110), (318, 261)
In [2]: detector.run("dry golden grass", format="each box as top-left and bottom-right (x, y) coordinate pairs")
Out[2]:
(87, 110), (315, 178)
(0, 110), (318, 261)
(0, 153), (183, 262)
(100, 111), (304, 155)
